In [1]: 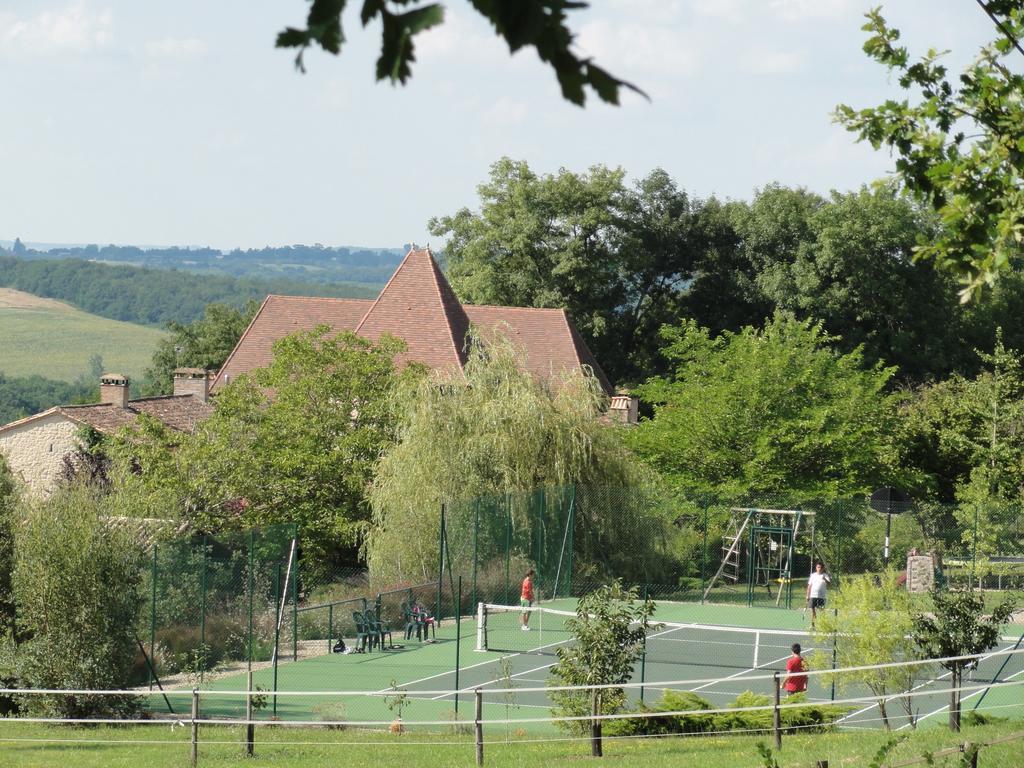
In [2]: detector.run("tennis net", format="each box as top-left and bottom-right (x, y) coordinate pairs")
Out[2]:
(475, 602), (824, 672)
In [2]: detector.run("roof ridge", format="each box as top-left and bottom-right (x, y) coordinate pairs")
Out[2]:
(354, 248), (416, 334)
(212, 294), (272, 389)
(425, 250), (471, 370)
(463, 303), (567, 312)
(264, 294), (374, 303)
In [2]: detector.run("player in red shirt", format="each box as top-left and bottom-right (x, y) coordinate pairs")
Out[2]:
(520, 569), (535, 631)
(783, 643), (807, 695)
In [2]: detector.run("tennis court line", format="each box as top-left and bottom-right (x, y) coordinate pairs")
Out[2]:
(900, 663), (1024, 729)
(688, 651), (793, 693)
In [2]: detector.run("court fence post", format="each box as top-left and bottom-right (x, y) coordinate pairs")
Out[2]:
(639, 585), (648, 704)
(190, 688), (200, 767)
(437, 505), (445, 625)
(591, 687), (603, 757)
(474, 687), (484, 766)
(772, 672), (782, 751)
(245, 669), (255, 757)
(327, 604), (334, 655)
(454, 576), (462, 715)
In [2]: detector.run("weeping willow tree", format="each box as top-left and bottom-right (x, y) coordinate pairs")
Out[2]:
(366, 332), (645, 585)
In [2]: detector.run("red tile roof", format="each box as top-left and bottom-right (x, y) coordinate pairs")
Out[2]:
(53, 395), (213, 435)
(213, 295), (372, 390)
(355, 248), (471, 373)
(212, 248), (613, 394)
(463, 305), (613, 394)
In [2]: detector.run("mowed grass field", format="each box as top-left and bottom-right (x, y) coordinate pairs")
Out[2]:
(0, 718), (1022, 768)
(0, 288), (165, 381)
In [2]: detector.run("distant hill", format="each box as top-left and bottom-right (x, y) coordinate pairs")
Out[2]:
(0, 254), (382, 327)
(0, 288), (165, 383)
(2, 239), (406, 286)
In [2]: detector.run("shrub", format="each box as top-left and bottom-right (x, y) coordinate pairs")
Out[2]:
(605, 689), (848, 737)
(13, 485), (144, 717)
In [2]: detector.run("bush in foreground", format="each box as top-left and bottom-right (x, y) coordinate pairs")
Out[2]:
(13, 485), (144, 717)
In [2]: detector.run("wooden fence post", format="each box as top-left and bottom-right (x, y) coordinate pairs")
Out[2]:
(591, 688), (603, 757)
(773, 672), (782, 751)
(190, 688), (200, 767)
(475, 688), (484, 766)
(963, 742), (978, 768)
(245, 669), (255, 757)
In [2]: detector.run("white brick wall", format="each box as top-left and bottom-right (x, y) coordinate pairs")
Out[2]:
(0, 412), (79, 496)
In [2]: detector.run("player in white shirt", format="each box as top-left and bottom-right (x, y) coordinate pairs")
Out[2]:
(806, 562), (831, 627)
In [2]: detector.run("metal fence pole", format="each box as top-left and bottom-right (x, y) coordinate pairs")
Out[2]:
(504, 498), (511, 605)
(327, 604), (334, 655)
(200, 536), (208, 683)
(245, 669), (255, 757)
(475, 687), (484, 766)
(190, 688), (200, 767)
(473, 498), (479, 610)
(272, 562), (281, 716)
(291, 540), (299, 662)
(247, 530), (255, 670)
(454, 576), (462, 714)
(149, 545), (157, 689)
(437, 505), (445, 621)
(566, 485), (576, 599)
(639, 584), (648, 704)
(700, 499), (708, 603)
(972, 504), (980, 586)
(773, 672), (782, 751)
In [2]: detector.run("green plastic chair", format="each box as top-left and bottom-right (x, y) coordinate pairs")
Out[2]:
(352, 611), (373, 652)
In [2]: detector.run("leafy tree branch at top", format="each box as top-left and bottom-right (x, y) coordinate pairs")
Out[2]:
(276, 0), (644, 106)
(837, 3), (1024, 300)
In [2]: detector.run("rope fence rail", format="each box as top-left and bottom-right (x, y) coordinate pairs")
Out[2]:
(1, 646), (1023, 765)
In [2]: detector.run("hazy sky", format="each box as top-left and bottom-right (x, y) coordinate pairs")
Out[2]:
(0, 1), (996, 250)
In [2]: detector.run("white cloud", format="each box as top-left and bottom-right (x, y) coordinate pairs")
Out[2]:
(144, 37), (207, 60)
(577, 19), (701, 77)
(480, 97), (528, 128)
(740, 50), (805, 75)
(610, 0), (686, 25)
(0, 2), (112, 54)
(769, 0), (857, 22)
(691, 0), (748, 24)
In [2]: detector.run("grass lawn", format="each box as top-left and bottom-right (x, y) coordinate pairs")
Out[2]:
(0, 718), (1022, 767)
(0, 288), (164, 382)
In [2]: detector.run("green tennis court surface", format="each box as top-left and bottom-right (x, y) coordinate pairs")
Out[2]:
(158, 597), (1024, 733)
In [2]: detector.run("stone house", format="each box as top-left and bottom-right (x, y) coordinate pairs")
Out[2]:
(0, 370), (213, 495)
(1, 248), (632, 494)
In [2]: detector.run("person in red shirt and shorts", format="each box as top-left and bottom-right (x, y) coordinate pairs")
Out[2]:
(520, 569), (535, 631)
(784, 643), (807, 696)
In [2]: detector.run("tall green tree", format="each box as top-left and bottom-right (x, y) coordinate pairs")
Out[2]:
(628, 314), (906, 498)
(366, 333), (644, 584)
(837, 4), (1024, 299)
(733, 185), (964, 381)
(431, 158), (724, 383)
(119, 328), (414, 571)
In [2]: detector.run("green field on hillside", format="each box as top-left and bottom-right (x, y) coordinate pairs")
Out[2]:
(0, 288), (165, 382)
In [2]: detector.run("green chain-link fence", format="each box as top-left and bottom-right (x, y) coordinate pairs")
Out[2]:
(437, 485), (1024, 612)
(139, 523), (299, 696)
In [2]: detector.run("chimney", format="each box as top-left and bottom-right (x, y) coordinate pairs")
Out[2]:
(173, 368), (212, 403)
(608, 391), (639, 425)
(99, 373), (130, 408)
